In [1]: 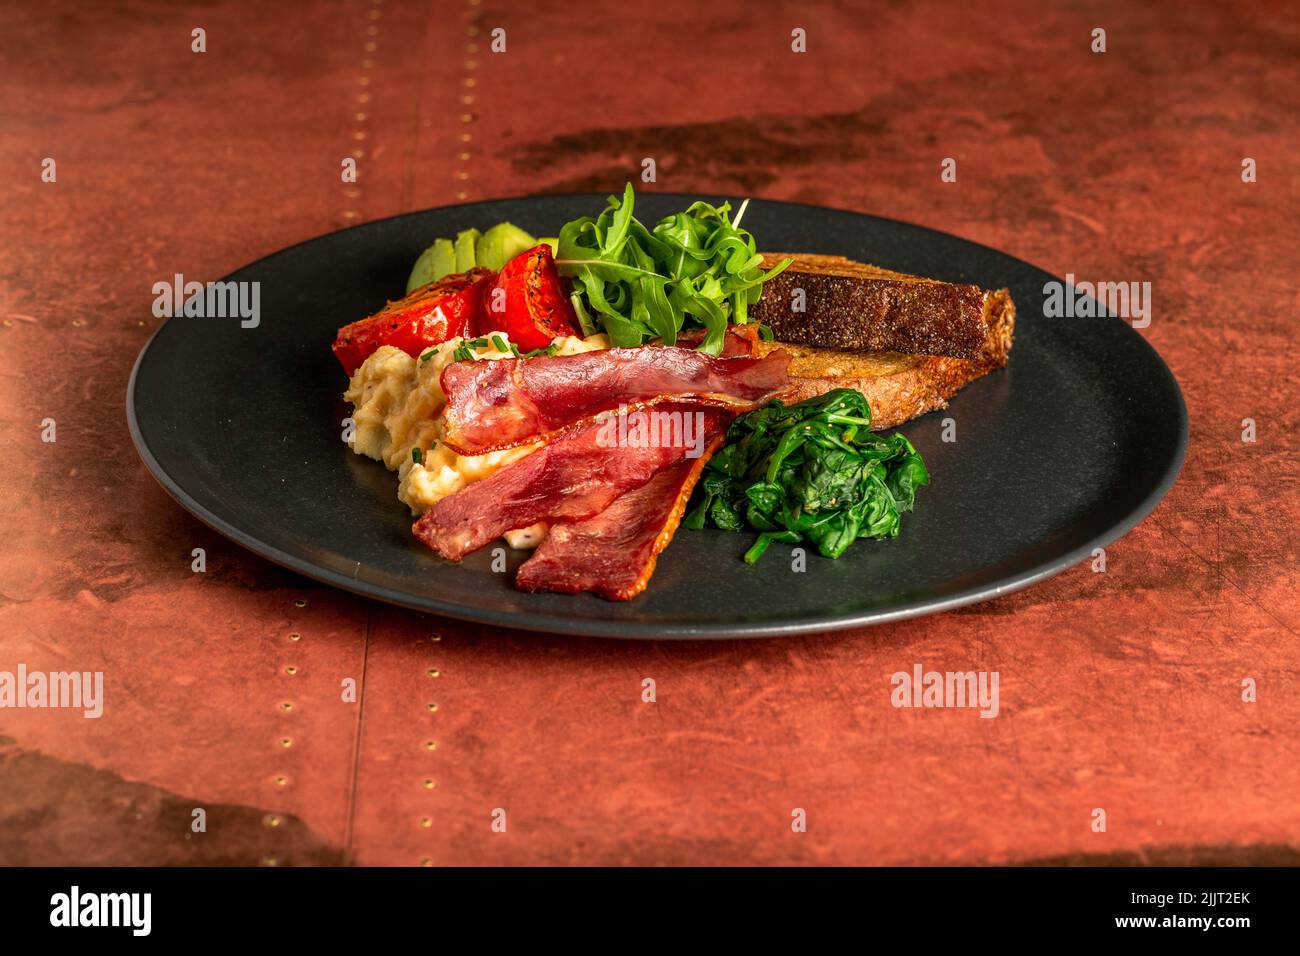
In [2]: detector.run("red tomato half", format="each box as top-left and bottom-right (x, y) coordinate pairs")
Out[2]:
(332, 268), (495, 376)
(476, 245), (579, 351)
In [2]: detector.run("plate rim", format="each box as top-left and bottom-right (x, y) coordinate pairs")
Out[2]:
(125, 193), (1189, 639)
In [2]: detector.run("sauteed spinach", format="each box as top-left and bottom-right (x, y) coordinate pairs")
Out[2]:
(684, 388), (930, 563)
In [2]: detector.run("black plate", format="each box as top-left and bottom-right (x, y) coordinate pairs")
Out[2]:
(127, 194), (1186, 638)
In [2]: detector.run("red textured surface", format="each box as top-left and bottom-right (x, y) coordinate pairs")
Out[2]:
(1, 0), (1297, 866)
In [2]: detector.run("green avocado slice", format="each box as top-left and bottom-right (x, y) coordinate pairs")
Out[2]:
(476, 222), (536, 271)
(454, 228), (481, 272)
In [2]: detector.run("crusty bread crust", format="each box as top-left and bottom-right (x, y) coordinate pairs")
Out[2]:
(753, 253), (998, 359)
(756, 286), (1015, 430)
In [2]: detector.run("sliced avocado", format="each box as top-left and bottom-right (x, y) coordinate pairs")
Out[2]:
(476, 222), (536, 271)
(537, 236), (559, 255)
(454, 228), (481, 272)
(429, 239), (457, 282)
(406, 238), (457, 292)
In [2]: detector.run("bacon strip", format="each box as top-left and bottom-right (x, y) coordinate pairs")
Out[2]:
(440, 344), (788, 455)
(667, 325), (761, 355)
(414, 405), (730, 561)
(514, 424), (727, 601)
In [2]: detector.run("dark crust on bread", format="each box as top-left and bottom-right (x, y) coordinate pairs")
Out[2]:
(753, 253), (993, 358)
(753, 286), (1015, 430)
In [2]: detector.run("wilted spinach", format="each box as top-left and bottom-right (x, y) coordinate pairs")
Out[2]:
(684, 389), (930, 563)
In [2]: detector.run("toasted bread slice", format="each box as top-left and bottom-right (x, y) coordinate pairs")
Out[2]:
(753, 253), (1004, 359)
(754, 283), (1015, 430)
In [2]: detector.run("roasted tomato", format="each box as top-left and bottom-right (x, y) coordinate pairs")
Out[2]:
(476, 245), (579, 351)
(332, 268), (495, 375)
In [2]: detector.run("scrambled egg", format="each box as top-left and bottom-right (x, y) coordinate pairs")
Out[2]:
(344, 332), (609, 548)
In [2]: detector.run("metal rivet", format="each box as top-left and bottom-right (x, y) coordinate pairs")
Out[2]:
(284, 666), (299, 676)
(288, 632), (302, 642)
(419, 817), (433, 828)
(427, 668), (440, 678)
(294, 599), (307, 608)
(273, 775), (288, 787)
(430, 634), (442, 642)
(424, 740), (437, 751)
(279, 737), (293, 748)
(262, 855), (278, 866)
(264, 814), (282, 828)
(426, 703), (439, 713)
(280, 702), (293, 712)
(420, 857), (433, 867)
(422, 779), (435, 790)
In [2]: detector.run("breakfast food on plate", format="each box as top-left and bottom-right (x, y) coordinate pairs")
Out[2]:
(439, 341), (790, 454)
(334, 185), (1015, 600)
(748, 252), (1015, 427)
(514, 446), (726, 600)
(752, 254), (1008, 358)
(415, 405), (732, 561)
(750, 279), (1014, 428)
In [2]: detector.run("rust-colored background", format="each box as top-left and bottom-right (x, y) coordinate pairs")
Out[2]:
(1, 0), (1296, 866)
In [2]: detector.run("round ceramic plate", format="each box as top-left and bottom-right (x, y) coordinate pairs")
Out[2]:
(127, 194), (1186, 638)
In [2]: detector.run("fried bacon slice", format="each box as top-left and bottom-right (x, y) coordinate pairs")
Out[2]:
(413, 405), (730, 561)
(514, 422), (727, 601)
(440, 344), (788, 455)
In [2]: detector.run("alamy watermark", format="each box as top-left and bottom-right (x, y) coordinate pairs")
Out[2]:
(1043, 274), (1150, 328)
(50, 886), (150, 936)
(152, 273), (260, 327)
(0, 664), (104, 718)
(594, 404), (707, 458)
(890, 663), (999, 718)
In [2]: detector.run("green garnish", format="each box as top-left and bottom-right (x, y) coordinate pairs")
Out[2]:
(452, 336), (491, 361)
(520, 343), (560, 358)
(419, 348), (437, 363)
(684, 389), (930, 563)
(490, 334), (509, 354)
(411, 447), (422, 464)
(556, 184), (793, 356)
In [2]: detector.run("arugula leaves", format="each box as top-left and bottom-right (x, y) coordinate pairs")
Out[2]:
(556, 185), (793, 355)
(684, 389), (931, 563)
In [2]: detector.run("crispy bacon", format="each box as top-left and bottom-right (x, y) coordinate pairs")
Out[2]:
(664, 325), (761, 356)
(514, 424), (726, 601)
(440, 345), (788, 455)
(413, 405), (730, 561)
